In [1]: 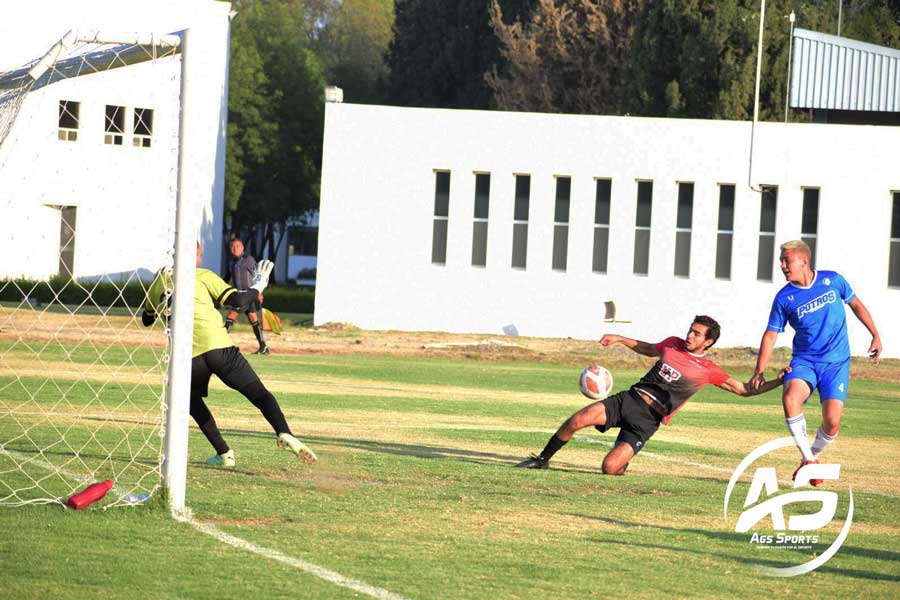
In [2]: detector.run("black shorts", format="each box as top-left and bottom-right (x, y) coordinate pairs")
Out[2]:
(191, 346), (260, 398)
(595, 389), (663, 454)
(227, 298), (260, 316)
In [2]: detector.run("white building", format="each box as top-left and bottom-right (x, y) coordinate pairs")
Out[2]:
(316, 103), (900, 357)
(0, 0), (231, 280)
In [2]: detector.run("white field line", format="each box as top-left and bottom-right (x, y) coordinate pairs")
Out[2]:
(0, 447), (412, 600)
(174, 512), (411, 600)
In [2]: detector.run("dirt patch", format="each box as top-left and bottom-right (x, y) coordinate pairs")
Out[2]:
(4, 307), (898, 376)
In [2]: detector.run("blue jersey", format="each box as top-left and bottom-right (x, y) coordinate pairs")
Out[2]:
(766, 270), (855, 362)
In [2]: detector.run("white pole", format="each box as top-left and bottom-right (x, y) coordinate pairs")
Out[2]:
(164, 28), (197, 515)
(837, 0), (842, 36)
(785, 11), (795, 123)
(748, 0), (766, 191)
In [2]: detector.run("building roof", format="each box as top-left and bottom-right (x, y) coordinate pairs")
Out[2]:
(790, 27), (900, 112)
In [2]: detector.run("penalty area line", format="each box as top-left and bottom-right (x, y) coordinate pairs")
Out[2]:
(174, 513), (412, 600)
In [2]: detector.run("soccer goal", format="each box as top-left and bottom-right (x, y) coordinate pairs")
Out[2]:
(0, 29), (198, 511)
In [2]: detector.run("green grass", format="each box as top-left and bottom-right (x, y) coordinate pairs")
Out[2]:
(2, 342), (899, 599)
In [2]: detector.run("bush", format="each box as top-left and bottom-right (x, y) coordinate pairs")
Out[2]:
(0, 279), (315, 314)
(259, 284), (315, 314)
(0, 277), (148, 307)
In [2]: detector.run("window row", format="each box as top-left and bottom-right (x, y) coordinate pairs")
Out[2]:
(57, 100), (154, 147)
(431, 172), (900, 287)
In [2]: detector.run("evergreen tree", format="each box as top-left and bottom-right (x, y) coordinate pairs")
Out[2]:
(487, 0), (640, 115)
(386, 0), (533, 108)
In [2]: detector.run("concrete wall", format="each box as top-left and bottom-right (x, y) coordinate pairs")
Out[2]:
(317, 103), (900, 357)
(0, 0), (230, 279)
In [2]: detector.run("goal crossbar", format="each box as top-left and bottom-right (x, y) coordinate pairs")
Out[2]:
(0, 30), (182, 92)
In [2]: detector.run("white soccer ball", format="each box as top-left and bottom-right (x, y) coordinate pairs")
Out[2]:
(578, 365), (614, 400)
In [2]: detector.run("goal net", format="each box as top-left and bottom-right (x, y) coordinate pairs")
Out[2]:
(0, 30), (184, 508)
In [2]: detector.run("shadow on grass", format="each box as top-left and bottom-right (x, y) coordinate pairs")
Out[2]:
(215, 429), (745, 480)
(573, 513), (900, 581)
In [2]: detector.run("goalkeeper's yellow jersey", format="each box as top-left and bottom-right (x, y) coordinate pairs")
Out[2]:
(193, 268), (236, 357)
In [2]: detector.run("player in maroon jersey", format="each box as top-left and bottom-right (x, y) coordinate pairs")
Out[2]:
(516, 316), (789, 474)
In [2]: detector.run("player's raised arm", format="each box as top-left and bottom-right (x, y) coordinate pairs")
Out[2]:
(220, 259), (274, 311)
(599, 334), (660, 357)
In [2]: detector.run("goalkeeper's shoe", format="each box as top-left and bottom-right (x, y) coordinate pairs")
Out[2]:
(792, 459), (822, 486)
(206, 449), (235, 467)
(514, 454), (549, 469)
(278, 433), (317, 464)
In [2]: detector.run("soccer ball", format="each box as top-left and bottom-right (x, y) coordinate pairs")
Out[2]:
(579, 365), (613, 400)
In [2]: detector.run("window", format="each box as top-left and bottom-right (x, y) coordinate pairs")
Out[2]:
(512, 175), (530, 269)
(634, 180), (653, 275)
(890, 192), (900, 287)
(288, 227), (318, 257)
(757, 185), (778, 281)
(471, 173), (490, 267)
(801, 188), (819, 269)
(133, 107), (154, 148)
(58, 100), (79, 142)
(431, 171), (450, 265)
(674, 182), (693, 277)
(552, 176), (571, 271)
(104, 104), (125, 145)
(58, 206), (77, 278)
(592, 179), (611, 273)
(716, 184), (736, 279)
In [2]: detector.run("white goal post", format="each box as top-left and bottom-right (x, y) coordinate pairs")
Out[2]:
(0, 28), (198, 513)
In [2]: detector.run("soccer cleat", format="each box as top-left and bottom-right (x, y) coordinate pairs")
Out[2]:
(514, 454), (549, 469)
(206, 449), (235, 467)
(278, 433), (317, 464)
(255, 346), (270, 355)
(792, 459), (822, 486)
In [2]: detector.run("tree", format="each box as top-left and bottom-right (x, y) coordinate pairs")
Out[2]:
(487, 0), (640, 114)
(226, 0), (326, 267)
(314, 0), (395, 104)
(385, 0), (534, 109)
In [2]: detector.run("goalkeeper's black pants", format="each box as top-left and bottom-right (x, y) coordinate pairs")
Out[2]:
(190, 346), (291, 454)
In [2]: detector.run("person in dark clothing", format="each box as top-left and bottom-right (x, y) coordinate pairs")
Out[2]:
(516, 316), (789, 475)
(224, 238), (268, 354)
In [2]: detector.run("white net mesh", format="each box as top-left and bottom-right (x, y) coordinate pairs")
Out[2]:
(0, 31), (182, 508)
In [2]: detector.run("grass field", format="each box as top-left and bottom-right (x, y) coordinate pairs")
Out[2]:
(2, 328), (899, 599)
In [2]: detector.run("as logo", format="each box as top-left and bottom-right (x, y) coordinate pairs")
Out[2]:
(658, 363), (682, 382)
(724, 437), (854, 577)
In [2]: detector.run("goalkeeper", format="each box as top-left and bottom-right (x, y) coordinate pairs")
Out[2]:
(142, 243), (316, 467)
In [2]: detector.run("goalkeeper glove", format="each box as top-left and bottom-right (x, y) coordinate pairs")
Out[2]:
(250, 259), (274, 292)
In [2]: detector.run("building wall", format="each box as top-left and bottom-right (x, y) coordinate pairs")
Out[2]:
(0, 0), (230, 279)
(317, 103), (900, 358)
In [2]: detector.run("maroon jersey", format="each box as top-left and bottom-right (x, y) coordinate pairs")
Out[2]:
(632, 337), (729, 425)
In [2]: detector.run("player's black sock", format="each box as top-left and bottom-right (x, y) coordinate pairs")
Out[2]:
(242, 380), (290, 435)
(198, 416), (230, 455)
(224, 318), (234, 332)
(539, 434), (567, 461)
(252, 321), (265, 347)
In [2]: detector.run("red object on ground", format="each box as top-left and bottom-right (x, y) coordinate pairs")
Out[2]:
(66, 480), (113, 509)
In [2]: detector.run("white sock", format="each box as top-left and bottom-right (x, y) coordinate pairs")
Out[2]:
(811, 426), (837, 458)
(786, 414), (815, 461)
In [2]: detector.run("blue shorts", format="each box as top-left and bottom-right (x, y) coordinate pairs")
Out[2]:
(784, 356), (850, 403)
